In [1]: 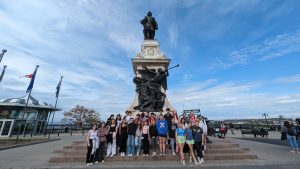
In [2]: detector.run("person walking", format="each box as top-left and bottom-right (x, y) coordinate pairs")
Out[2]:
(156, 114), (168, 155)
(127, 118), (137, 156)
(199, 116), (207, 155)
(142, 121), (150, 156)
(106, 119), (118, 158)
(283, 121), (299, 153)
(176, 122), (186, 165)
(119, 119), (128, 157)
(185, 123), (198, 165)
(193, 120), (204, 164)
(98, 122), (108, 163)
(86, 124), (99, 166)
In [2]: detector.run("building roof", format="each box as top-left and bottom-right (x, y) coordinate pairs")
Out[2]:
(0, 95), (61, 111)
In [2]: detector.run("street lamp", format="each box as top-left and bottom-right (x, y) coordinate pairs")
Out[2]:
(0, 49), (7, 63)
(262, 113), (268, 127)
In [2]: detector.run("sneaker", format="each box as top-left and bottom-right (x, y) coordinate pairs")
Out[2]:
(199, 158), (204, 164)
(110, 154), (114, 158)
(146, 154), (149, 156)
(172, 152), (176, 155)
(101, 160), (104, 163)
(189, 157), (192, 163)
(89, 163), (93, 166)
(160, 153), (163, 156)
(86, 163), (90, 166)
(143, 154), (145, 156)
(95, 161), (99, 164)
(290, 150), (296, 153)
(182, 160), (186, 166)
(128, 154), (132, 157)
(194, 161), (199, 165)
(137, 153), (140, 156)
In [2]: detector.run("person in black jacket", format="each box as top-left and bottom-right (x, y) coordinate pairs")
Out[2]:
(127, 118), (137, 156)
(149, 118), (158, 156)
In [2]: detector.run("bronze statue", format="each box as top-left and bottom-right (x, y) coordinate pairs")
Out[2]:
(133, 67), (168, 112)
(140, 11), (158, 40)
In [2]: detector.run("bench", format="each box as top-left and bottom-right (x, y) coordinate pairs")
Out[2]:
(241, 129), (268, 138)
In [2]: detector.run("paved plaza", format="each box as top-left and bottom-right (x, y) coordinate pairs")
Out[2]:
(0, 133), (299, 169)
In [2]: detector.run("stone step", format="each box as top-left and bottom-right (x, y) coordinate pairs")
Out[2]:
(49, 153), (257, 163)
(56, 148), (248, 156)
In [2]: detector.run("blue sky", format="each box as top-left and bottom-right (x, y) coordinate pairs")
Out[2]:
(0, 0), (300, 121)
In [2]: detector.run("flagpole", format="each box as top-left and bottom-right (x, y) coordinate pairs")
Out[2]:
(48, 76), (63, 140)
(15, 65), (39, 143)
(0, 65), (7, 82)
(0, 49), (7, 63)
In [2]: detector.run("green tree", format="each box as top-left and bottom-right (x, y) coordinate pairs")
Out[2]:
(61, 105), (101, 125)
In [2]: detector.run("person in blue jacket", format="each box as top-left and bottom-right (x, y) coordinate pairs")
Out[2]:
(156, 114), (168, 155)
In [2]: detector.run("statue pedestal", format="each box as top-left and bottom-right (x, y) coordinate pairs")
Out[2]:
(126, 40), (175, 114)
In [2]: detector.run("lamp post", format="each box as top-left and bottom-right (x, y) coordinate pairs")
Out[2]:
(0, 49), (7, 63)
(262, 113), (268, 127)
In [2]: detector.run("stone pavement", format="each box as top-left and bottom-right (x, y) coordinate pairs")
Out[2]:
(0, 133), (299, 169)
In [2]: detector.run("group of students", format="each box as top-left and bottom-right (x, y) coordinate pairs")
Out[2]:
(85, 108), (208, 166)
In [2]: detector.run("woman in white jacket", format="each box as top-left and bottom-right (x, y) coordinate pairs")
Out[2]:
(198, 117), (207, 154)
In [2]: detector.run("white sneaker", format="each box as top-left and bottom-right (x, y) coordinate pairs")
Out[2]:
(110, 154), (114, 158)
(172, 152), (176, 155)
(146, 154), (149, 156)
(89, 163), (93, 166)
(101, 160), (104, 163)
(128, 154), (132, 157)
(189, 157), (192, 163)
(86, 163), (90, 166)
(199, 158), (204, 164)
(182, 160), (186, 166)
(163, 153), (166, 156)
(290, 150), (296, 153)
(95, 161), (98, 164)
(194, 161), (199, 165)
(160, 153), (163, 156)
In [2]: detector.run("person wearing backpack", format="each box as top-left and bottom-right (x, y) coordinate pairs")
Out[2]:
(283, 121), (299, 153)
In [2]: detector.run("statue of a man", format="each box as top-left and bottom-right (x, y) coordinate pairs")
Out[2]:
(140, 11), (158, 40)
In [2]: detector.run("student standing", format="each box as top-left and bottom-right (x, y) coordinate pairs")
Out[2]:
(86, 124), (99, 166)
(156, 114), (168, 155)
(185, 123), (198, 165)
(127, 118), (137, 156)
(119, 119), (128, 157)
(107, 119), (118, 158)
(135, 120), (142, 156)
(149, 118), (158, 156)
(98, 122), (108, 163)
(193, 120), (204, 164)
(142, 121), (150, 156)
(176, 122), (186, 165)
(169, 118), (177, 155)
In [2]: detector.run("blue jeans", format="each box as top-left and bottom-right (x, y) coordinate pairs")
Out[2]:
(170, 138), (175, 152)
(135, 136), (141, 155)
(287, 135), (299, 150)
(127, 135), (135, 155)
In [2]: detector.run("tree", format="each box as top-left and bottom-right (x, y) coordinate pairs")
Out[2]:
(61, 105), (101, 126)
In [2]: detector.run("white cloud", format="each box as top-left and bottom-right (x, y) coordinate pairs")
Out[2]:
(274, 74), (300, 84)
(210, 30), (300, 70)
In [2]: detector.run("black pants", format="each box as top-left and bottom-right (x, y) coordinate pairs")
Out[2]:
(142, 134), (149, 154)
(120, 136), (127, 153)
(194, 142), (203, 158)
(86, 139), (95, 163)
(99, 141), (106, 161)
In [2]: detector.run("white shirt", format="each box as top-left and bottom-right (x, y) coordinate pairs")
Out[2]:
(199, 120), (207, 134)
(89, 130), (98, 140)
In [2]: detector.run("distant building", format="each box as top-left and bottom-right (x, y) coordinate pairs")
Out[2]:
(0, 95), (60, 137)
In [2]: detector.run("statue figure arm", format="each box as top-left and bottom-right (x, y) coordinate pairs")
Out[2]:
(153, 17), (158, 30)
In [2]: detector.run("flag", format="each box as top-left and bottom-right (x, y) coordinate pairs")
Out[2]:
(56, 76), (63, 98)
(19, 74), (33, 78)
(0, 65), (7, 82)
(26, 65), (39, 93)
